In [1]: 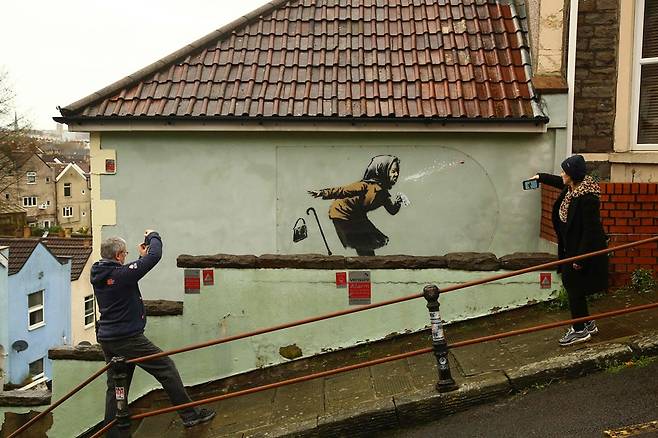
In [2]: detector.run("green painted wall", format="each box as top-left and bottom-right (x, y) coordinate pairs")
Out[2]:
(0, 267), (561, 437)
(100, 130), (560, 301)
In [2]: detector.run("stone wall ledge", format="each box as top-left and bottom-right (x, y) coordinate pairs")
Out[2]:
(49, 344), (104, 361)
(144, 299), (184, 316)
(178, 253), (558, 271)
(0, 390), (51, 407)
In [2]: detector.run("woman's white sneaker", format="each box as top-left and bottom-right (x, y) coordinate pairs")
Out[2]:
(559, 326), (592, 347)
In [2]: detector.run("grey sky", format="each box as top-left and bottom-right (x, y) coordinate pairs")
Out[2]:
(1, 0), (269, 130)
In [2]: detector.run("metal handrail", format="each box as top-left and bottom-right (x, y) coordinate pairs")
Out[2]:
(90, 300), (658, 438)
(129, 236), (658, 365)
(9, 235), (658, 437)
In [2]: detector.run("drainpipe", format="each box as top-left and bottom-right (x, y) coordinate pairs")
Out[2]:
(565, 0), (579, 160)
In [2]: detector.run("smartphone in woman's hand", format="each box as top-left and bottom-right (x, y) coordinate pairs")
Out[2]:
(522, 179), (540, 190)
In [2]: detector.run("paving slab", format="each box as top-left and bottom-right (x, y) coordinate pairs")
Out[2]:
(370, 360), (415, 398)
(323, 367), (375, 414)
(450, 340), (520, 376)
(133, 412), (177, 437)
(269, 379), (324, 425)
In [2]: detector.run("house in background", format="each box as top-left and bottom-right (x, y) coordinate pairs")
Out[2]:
(0, 152), (58, 230)
(55, 163), (91, 233)
(569, 0), (658, 180)
(0, 203), (26, 237)
(0, 238), (71, 388)
(41, 237), (95, 345)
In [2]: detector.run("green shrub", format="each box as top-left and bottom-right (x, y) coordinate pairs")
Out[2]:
(628, 268), (658, 294)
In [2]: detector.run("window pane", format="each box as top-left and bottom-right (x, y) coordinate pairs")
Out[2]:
(85, 314), (94, 325)
(84, 296), (94, 313)
(28, 291), (43, 307)
(30, 309), (44, 326)
(637, 63), (658, 144)
(29, 358), (44, 376)
(643, 0), (658, 58)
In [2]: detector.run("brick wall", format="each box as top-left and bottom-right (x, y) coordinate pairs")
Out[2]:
(572, 0), (620, 153)
(540, 183), (658, 287)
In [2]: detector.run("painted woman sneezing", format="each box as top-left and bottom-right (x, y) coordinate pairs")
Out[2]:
(308, 155), (405, 256)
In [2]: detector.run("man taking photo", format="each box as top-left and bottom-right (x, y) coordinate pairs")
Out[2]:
(91, 230), (214, 436)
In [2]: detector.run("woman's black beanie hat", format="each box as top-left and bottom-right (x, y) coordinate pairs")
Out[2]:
(561, 154), (587, 182)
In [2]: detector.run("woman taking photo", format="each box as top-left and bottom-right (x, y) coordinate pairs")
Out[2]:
(532, 154), (609, 346)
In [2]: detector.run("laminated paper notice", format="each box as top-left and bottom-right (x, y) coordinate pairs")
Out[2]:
(184, 269), (201, 294)
(348, 271), (371, 305)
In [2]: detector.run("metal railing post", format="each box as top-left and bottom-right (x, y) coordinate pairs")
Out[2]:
(423, 284), (457, 392)
(110, 356), (131, 433)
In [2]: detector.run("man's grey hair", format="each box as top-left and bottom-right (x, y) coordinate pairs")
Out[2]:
(101, 237), (127, 260)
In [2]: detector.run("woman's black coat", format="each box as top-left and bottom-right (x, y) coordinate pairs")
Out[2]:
(538, 173), (609, 295)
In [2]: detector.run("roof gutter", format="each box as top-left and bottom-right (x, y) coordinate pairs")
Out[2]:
(54, 115), (549, 133)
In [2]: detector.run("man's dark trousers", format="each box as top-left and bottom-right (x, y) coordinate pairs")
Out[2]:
(101, 333), (196, 437)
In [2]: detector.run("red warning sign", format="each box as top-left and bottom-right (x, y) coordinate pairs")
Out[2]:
(540, 272), (552, 289)
(202, 269), (214, 286)
(336, 272), (347, 288)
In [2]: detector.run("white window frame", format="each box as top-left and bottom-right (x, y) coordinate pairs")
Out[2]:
(63, 182), (71, 197)
(26, 171), (36, 184)
(631, 0), (658, 151)
(22, 196), (37, 207)
(84, 295), (95, 328)
(62, 206), (73, 217)
(28, 290), (45, 330)
(42, 220), (51, 229)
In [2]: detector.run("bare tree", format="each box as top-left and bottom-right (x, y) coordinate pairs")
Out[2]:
(0, 68), (42, 196)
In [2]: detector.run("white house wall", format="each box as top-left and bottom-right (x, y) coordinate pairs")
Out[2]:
(96, 129), (563, 301)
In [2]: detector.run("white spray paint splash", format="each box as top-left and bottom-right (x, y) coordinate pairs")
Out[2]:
(403, 160), (465, 182)
(396, 192), (411, 207)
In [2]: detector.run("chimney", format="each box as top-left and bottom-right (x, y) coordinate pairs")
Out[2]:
(58, 228), (66, 237)
(23, 226), (31, 238)
(65, 228), (72, 238)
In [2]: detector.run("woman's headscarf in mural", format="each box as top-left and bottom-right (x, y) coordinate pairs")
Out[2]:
(362, 155), (400, 189)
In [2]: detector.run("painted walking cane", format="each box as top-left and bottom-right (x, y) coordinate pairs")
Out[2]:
(307, 207), (332, 255)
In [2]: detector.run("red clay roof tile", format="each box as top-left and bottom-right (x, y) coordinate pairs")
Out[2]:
(59, 0), (544, 122)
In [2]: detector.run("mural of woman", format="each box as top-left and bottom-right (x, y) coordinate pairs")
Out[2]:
(308, 155), (405, 256)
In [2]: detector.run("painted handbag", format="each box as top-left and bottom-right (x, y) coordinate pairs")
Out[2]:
(293, 218), (308, 242)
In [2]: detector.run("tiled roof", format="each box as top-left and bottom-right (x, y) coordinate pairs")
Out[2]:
(0, 238), (40, 275)
(41, 237), (92, 281)
(58, 0), (544, 122)
(0, 202), (27, 215)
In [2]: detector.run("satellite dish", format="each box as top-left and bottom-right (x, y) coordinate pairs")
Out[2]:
(12, 340), (28, 352)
